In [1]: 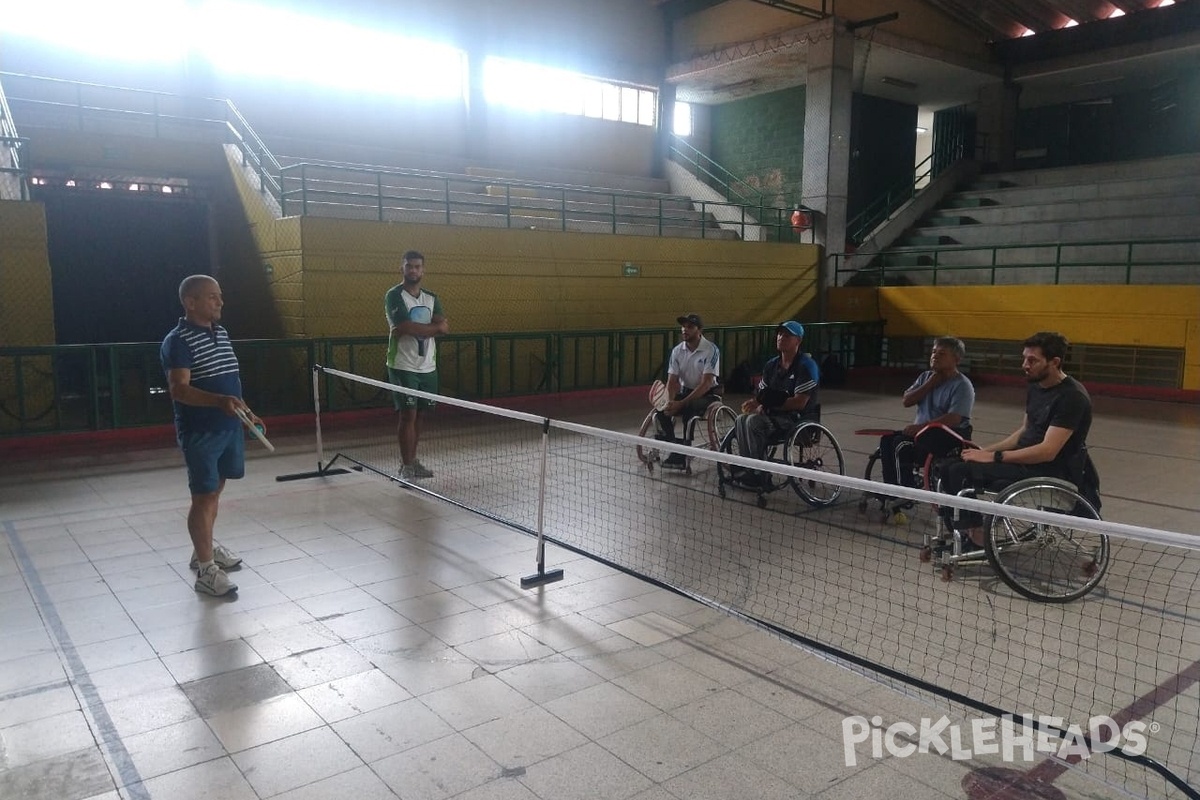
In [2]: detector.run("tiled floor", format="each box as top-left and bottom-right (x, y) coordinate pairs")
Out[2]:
(1, 385), (1197, 800)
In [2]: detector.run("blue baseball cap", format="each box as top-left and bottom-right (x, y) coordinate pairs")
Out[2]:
(777, 320), (805, 338)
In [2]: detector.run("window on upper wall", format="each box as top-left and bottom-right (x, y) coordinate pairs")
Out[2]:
(483, 57), (656, 126)
(673, 101), (693, 137)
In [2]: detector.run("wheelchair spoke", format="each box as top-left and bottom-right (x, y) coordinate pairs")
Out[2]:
(786, 422), (845, 508)
(986, 482), (1109, 602)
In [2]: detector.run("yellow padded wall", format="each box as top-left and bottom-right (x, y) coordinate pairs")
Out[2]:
(828, 285), (1200, 390)
(298, 217), (820, 337)
(0, 200), (56, 346)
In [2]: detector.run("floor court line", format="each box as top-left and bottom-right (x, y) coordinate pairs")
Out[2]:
(2, 518), (150, 799)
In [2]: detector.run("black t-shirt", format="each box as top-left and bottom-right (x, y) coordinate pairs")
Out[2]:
(1018, 375), (1092, 469)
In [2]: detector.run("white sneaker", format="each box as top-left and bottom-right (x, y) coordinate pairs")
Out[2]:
(398, 464), (415, 480)
(194, 564), (237, 596)
(190, 544), (242, 570)
(409, 460), (434, 478)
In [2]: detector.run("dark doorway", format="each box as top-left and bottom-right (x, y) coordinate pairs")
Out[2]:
(36, 189), (211, 344)
(1068, 99), (1114, 166)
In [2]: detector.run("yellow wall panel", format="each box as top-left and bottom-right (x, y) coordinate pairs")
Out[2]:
(0, 200), (56, 346)
(828, 284), (1200, 389)
(297, 218), (819, 339)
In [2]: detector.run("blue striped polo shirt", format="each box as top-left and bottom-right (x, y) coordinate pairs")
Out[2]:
(160, 318), (243, 435)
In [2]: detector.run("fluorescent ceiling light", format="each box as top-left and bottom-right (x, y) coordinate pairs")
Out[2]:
(915, 126), (928, 133)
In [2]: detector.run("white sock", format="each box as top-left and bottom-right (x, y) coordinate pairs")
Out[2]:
(198, 560), (215, 572)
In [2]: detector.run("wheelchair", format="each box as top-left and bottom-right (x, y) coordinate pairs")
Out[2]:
(922, 453), (1109, 603)
(715, 407), (845, 508)
(857, 424), (973, 524)
(636, 398), (738, 475)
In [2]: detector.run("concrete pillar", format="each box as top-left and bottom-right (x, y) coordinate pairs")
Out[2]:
(656, 82), (676, 179)
(977, 81), (1021, 171)
(800, 19), (855, 317)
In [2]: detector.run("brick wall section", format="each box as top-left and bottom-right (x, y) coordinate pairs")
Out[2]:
(709, 86), (806, 210)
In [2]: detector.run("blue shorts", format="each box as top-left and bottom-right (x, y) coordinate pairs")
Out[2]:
(180, 428), (245, 495)
(388, 368), (439, 411)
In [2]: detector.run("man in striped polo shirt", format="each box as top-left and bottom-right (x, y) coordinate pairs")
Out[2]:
(161, 275), (259, 596)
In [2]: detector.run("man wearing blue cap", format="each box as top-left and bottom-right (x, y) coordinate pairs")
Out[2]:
(734, 321), (820, 484)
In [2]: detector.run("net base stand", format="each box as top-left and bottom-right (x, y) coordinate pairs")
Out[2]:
(520, 568), (564, 589)
(276, 455), (351, 483)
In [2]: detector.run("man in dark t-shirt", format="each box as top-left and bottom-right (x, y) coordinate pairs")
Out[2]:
(941, 331), (1094, 544)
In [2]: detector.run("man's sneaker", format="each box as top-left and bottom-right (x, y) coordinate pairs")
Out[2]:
(398, 464), (415, 480)
(662, 453), (688, 470)
(409, 460), (435, 478)
(194, 564), (237, 596)
(190, 544), (242, 571)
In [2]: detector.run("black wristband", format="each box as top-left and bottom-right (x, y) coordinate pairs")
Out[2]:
(994, 450), (1004, 463)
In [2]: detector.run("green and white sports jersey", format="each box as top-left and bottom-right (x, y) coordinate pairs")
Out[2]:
(385, 284), (444, 373)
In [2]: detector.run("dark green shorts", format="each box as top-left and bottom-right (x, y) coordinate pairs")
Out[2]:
(388, 368), (439, 410)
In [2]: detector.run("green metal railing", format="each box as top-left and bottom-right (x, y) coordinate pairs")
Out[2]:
(277, 162), (793, 239)
(846, 152), (935, 245)
(831, 237), (1200, 286)
(667, 135), (807, 243)
(0, 322), (884, 436)
(0, 72), (29, 200)
(846, 131), (985, 246)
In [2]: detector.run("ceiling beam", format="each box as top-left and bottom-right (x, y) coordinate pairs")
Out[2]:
(745, 0), (829, 20)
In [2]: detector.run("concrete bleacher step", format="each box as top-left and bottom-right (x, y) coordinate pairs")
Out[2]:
(925, 215), (976, 227)
(943, 197), (996, 209)
(906, 213), (1200, 245)
(900, 234), (957, 247)
(929, 192), (1200, 226)
(465, 166), (517, 180)
(949, 174), (1200, 207)
(968, 179), (1015, 190)
(984, 152), (1200, 189)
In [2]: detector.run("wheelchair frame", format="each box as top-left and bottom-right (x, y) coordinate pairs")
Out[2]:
(636, 400), (738, 475)
(923, 475), (1110, 603)
(857, 433), (922, 523)
(715, 415), (845, 508)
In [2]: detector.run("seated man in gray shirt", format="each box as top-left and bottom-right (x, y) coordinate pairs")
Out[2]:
(878, 336), (975, 487)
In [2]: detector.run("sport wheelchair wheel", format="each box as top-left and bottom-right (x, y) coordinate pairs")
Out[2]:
(635, 410), (659, 470)
(706, 404), (738, 451)
(785, 422), (844, 508)
(984, 477), (1109, 603)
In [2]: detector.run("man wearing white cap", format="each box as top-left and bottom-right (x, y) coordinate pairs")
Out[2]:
(734, 320), (820, 484)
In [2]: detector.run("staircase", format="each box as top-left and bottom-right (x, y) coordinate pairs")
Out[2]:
(865, 154), (1200, 285)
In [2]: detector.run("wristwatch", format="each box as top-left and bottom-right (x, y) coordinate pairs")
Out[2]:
(993, 450), (1004, 463)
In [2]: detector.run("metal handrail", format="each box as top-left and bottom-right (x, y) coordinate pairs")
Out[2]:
(0, 75), (29, 200)
(846, 152), (934, 244)
(831, 236), (1200, 285)
(846, 129), (984, 245)
(669, 135), (764, 205)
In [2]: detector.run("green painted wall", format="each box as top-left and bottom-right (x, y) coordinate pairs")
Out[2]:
(709, 86), (805, 210)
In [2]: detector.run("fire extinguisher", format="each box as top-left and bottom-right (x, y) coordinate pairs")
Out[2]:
(790, 205), (812, 237)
